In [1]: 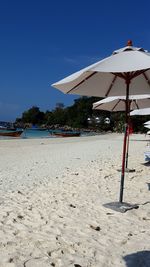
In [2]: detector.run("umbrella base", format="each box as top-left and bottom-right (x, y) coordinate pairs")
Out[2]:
(103, 202), (139, 213)
(117, 168), (135, 173)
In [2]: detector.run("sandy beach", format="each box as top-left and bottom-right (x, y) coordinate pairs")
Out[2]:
(0, 133), (150, 267)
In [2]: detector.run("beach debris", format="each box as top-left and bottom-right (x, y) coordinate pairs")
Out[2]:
(142, 217), (150, 221)
(74, 264), (82, 267)
(17, 214), (24, 220)
(9, 258), (14, 263)
(17, 190), (23, 194)
(90, 225), (101, 231)
(74, 173), (79, 176)
(128, 232), (133, 237)
(104, 175), (111, 179)
(106, 212), (114, 215)
(69, 204), (76, 208)
(47, 251), (51, 256)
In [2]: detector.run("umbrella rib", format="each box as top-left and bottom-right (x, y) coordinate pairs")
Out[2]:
(112, 99), (122, 111)
(131, 69), (149, 79)
(66, 71), (97, 94)
(105, 75), (117, 97)
(133, 100), (139, 109)
(93, 103), (102, 109)
(142, 72), (150, 87)
(105, 73), (128, 97)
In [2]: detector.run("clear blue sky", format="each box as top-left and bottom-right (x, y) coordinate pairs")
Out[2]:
(0, 0), (150, 121)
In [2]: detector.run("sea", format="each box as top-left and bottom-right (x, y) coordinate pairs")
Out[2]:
(23, 129), (53, 139)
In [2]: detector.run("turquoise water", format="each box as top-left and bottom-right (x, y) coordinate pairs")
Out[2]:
(23, 129), (52, 139)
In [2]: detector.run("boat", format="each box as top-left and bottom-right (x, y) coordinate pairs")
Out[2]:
(51, 131), (80, 137)
(0, 130), (23, 137)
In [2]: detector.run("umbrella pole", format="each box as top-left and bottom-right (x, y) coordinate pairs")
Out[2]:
(125, 130), (130, 169)
(125, 104), (131, 169)
(119, 79), (130, 203)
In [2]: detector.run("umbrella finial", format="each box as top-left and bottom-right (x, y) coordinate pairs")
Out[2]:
(127, 40), (133, 46)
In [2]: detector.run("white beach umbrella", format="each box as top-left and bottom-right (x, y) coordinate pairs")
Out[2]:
(93, 95), (150, 111)
(52, 40), (150, 211)
(130, 108), (150, 116)
(93, 94), (150, 172)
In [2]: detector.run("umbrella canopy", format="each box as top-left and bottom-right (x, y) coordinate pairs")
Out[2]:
(144, 120), (150, 125)
(52, 41), (150, 209)
(93, 95), (150, 111)
(130, 108), (150, 116)
(144, 124), (150, 129)
(52, 41), (150, 97)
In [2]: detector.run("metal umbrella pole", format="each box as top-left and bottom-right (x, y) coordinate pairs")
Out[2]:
(125, 127), (130, 169)
(125, 104), (135, 172)
(119, 78), (130, 203)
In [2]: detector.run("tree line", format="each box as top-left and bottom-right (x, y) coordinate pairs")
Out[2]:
(15, 96), (150, 133)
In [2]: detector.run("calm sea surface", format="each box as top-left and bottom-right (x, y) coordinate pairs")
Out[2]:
(23, 129), (52, 139)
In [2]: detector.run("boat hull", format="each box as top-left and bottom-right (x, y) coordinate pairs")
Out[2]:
(51, 132), (80, 137)
(0, 130), (23, 137)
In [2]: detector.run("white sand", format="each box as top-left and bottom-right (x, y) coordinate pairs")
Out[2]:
(0, 133), (150, 267)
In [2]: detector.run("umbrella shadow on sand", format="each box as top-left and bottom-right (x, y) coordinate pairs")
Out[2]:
(123, 251), (150, 267)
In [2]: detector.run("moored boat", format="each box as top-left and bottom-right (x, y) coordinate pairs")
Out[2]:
(0, 130), (23, 137)
(51, 131), (80, 137)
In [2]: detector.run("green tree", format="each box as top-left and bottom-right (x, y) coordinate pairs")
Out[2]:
(22, 106), (45, 125)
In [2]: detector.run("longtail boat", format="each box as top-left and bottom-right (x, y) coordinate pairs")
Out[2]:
(51, 131), (80, 137)
(0, 130), (23, 137)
